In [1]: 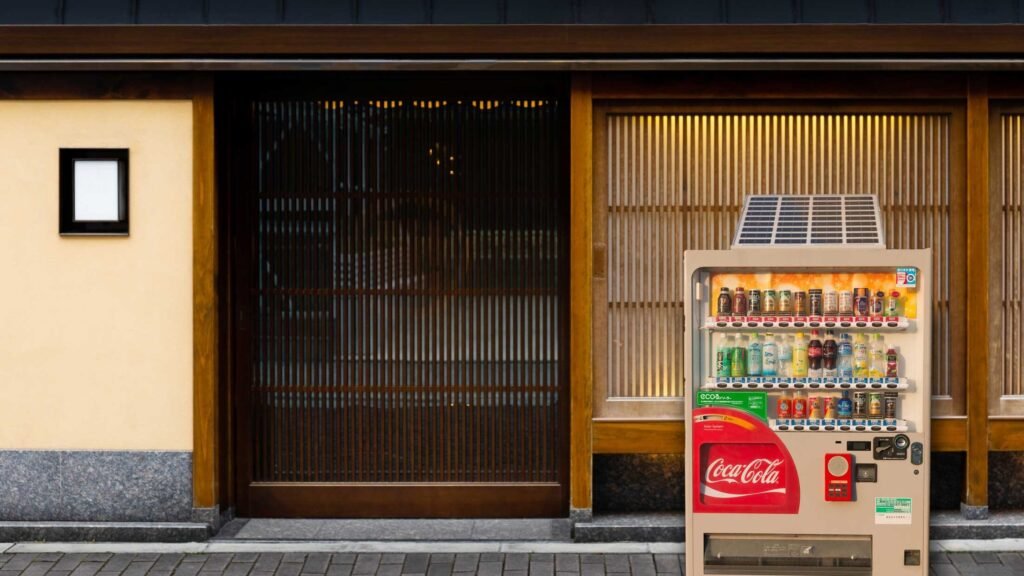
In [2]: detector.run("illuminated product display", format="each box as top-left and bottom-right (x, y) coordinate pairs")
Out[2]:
(684, 195), (931, 576)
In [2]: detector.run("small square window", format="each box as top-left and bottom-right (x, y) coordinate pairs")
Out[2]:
(60, 148), (129, 235)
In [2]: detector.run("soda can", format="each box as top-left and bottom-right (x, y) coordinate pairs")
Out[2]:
(837, 392), (853, 418)
(779, 290), (793, 315)
(823, 396), (836, 419)
(823, 289), (839, 315)
(794, 291), (808, 316)
(868, 392), (884, 418)
(855, 288), (871, 316)
(808, 396), (822, 419)
(763, 290), (778, 313)
(839, 291), (854, 315)
(730, 346), (747, 378)
(748, 289), (762, 315)
(809, 289), (823, 316)
(777, 396), (792, 419)
(884, 391), (898, 419)
(852, 391), (867, 418)
(792, 394), (807, 419)
(871, 290), (886, 316)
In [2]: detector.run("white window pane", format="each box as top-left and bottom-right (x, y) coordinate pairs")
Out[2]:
(74, 160), (120, 221)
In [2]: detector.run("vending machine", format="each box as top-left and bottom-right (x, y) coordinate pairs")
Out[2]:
(684, 195), (931, 576)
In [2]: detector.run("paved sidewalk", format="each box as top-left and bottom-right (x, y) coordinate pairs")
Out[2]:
(1, 551), (1023, 576)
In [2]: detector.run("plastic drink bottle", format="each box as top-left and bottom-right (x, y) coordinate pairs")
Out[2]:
(869, 334), (886, 378)
(762, 333), (778, 376)
(838, 333), (854, 377)
(792, 332), (809, 377)
(716, 335), (733, 377)
(807, 330), (823, 378)
(747, 334), (763, 376)
(853, 333), (869, 378)
(822, 329), (838, 377)
(730, 337), (747, 378)
(779, 335), (793, 377)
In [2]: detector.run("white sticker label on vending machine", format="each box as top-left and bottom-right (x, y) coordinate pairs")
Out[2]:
(875, 497), (913, 524)
(896, 267), (918, 288)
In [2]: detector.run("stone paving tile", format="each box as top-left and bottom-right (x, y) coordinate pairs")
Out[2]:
(329, 556), (355, 567)
(69, 561), (105, 576)
(476, 562), (501, 576)
(375, 566), (400, 576)
(554, 555), (578, 573)
(601, 558), (628, 575)
(224, 562), (254, 576)
(326, 565), (352, 576)
(502, 556), (527, 572)
(527, 560), (553, 576)
(154, 555), (185, 572)
(20, 561), (53, 576)
(302, 554), (331, 574)
(400, 555), (428, 575)
(275, 563), (301, 576)
(579, 564), (603, 576)
(452, 556), (478, 573)
(651, 555), (678, 575)
(353, 555), (381, 576)
(173, 563), (202, 576)
(424, 563), (451, 576)
(122, 561), (156, 576)
(379, 556), (404, 567)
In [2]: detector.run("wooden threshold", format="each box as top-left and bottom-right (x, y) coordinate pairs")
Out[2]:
(246, 483), (564, 518)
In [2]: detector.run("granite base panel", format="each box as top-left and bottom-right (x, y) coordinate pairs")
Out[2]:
(573, 513), (684, 543)
(0, 450), (193, 522)
(0, 521), (210, 542)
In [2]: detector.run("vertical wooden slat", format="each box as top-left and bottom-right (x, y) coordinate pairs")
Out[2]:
(193, 75), (218, 509)
(965, 75), (990, 511)
(570, 74), (594, 513)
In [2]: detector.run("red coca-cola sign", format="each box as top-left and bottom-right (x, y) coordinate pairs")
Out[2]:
(693, 407), (800, 514)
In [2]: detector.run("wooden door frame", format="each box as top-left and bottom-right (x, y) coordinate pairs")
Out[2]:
(218, 74), (573, 518)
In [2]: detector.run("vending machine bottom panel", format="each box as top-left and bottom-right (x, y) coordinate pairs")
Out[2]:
(704, 534), (871, 576)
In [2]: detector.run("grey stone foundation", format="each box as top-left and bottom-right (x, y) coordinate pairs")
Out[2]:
(593, 454), (684, 513)
(0, 450), (193, 522)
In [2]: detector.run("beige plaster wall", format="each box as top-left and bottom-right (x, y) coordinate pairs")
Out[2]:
(0, 100), (193, 451)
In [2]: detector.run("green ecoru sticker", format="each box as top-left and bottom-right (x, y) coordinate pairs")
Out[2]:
(696, 391), (767, 421)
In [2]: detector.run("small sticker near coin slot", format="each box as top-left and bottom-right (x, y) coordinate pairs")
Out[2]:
(855, 463), (877, 483)
(904, 550), (921, 566)
(873, 435), (910, 461)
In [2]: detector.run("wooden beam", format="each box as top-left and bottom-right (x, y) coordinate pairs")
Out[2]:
(4, 25), (1024, 57)
(569, 73), (594, 513)
(932, 419), (968, 452)
(964, 74), (990, 510)
(989, 420), (1024, 451)
(193, 75), (219, 510)
(593, 421), (685, 454)
(592, 72), (968, 101)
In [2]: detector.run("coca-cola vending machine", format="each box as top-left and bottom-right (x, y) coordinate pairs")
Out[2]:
(684, 195), (930, 576)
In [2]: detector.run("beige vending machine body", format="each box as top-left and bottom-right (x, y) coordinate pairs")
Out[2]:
(684, 248), (931, 576)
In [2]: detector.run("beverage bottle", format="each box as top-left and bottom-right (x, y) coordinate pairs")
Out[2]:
(838, 333), (854, 378)
(730, 337), (747, 378)
(853, 333), (869, 378)
(747, 334), (763, 376)
(836, 390), (853, 419)
(822, 329), (838, 377)
(718, 287), (732, 315)
(734, 287), (748, 316)
(807, 329), (823, 378)
(762, 333), (779, 376)
(886, 346), (899, 378)
(869, 334), (886, 378)
(792, 332), (809, 378)
(716, 335), (733, 377)
(887, 291), (901, 317)
(778, 335), (794, 377)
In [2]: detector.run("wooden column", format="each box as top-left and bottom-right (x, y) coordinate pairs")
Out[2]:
(964, 74), (990, 516)
(569, 73), (594, 516)
(193, 75), (219, 511)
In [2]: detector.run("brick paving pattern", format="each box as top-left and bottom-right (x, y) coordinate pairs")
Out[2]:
(0, 552), (1020, 576)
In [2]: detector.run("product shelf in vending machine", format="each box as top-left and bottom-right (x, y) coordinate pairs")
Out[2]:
(684, 195), (931, 576)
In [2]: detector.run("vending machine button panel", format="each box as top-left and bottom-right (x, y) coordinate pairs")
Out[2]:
(825, 453), (854, 502)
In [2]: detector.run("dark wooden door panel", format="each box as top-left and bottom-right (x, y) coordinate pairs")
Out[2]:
(231, 92), (569, 517)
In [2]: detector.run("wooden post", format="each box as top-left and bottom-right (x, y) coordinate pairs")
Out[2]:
(569, 73), (594, 520)
(964, 73), (990, 518)
(193, 75), (219, 513)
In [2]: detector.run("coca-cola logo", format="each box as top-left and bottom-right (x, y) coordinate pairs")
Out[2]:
(705, 457), (783, 486)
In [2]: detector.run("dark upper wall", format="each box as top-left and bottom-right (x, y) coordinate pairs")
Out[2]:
(0, 0), (1020, 24)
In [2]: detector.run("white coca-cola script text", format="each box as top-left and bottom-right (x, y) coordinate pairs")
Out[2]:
(705, 458), (783, 486)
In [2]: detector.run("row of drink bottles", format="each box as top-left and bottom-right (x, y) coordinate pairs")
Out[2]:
(777, 390), (897, 420)
(715, 330), (898, 379)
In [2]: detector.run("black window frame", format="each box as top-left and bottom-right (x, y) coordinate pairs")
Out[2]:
(59, 148), (129, 236)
